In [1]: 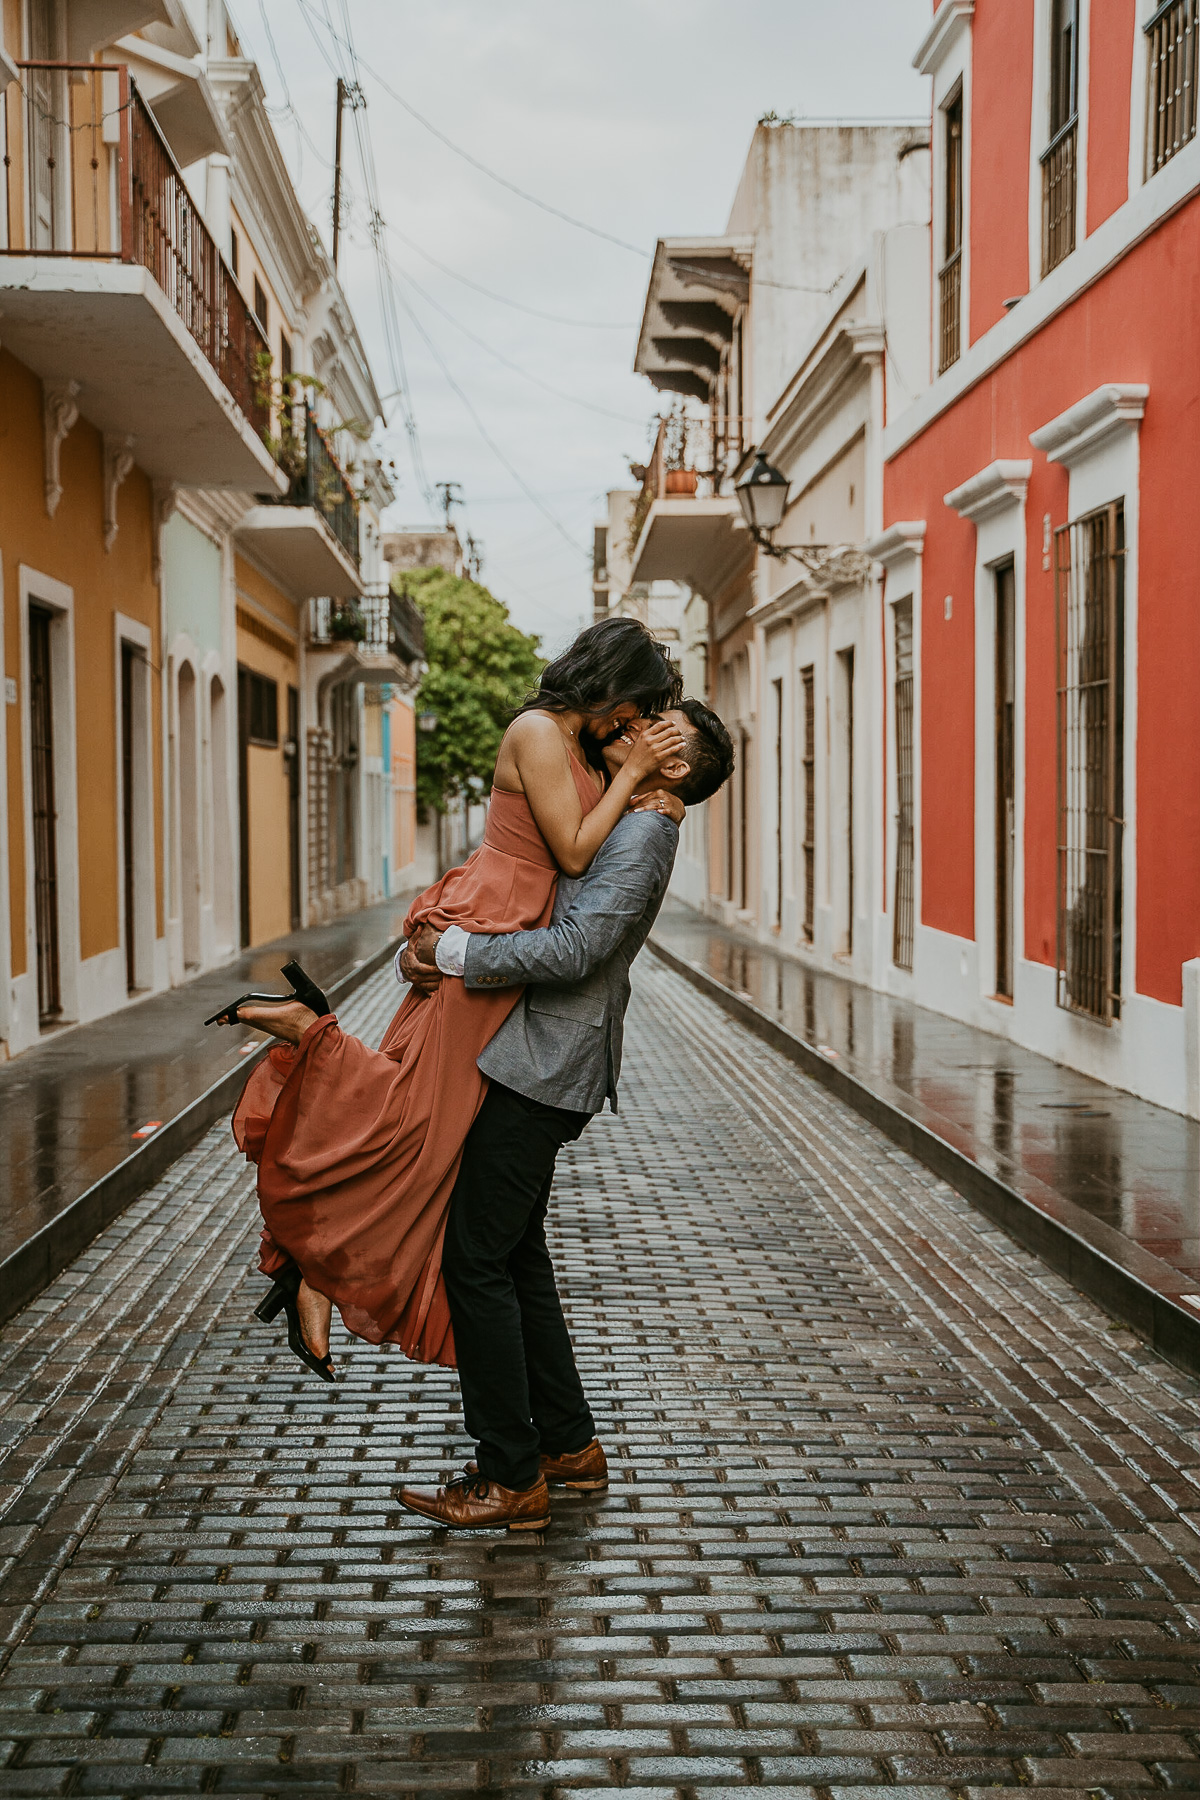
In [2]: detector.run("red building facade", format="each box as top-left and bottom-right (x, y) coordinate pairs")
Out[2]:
(877, 0), (1200, 1114)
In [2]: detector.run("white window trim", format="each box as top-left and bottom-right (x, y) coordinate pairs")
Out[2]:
(114, 613), (155, 995)
(1030, 384), (1144, 1022)
(945, 464), (1031, 1009)
(867, 522), (926, 996)
(17, 565), (81, 1037)
(1029, 0), (1092, 286)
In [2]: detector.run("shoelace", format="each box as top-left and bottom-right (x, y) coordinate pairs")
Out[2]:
(448, 1473), (491, 1502)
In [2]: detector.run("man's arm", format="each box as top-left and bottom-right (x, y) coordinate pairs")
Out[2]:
(461, 813), (677, 991)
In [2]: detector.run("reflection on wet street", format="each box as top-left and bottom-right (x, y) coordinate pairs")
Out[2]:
(0, 897), (412, 1274)
(652, 900), (1200, 1281)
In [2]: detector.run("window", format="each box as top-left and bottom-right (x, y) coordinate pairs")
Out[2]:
(280, 332), (293, 378)
(1042, 0), (1079, 273)
(253, 275), (269, 331)
(800, 665), (815, 944)
(244, 668), (278, 746)
(939, 88), (964, 373)
(1054, 504), (1125, 1023)
(230, 227), (239, 276)
(1146, 0), (1198, 176)
(772, 678), (784, 929)
(892, 600), (915, 971)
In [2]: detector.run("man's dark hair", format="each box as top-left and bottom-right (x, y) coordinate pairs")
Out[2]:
(673, 697), (735, 806)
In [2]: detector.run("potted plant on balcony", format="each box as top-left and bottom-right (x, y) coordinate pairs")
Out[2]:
(328, 600), (366, 643)
(663, 407), (699, 496)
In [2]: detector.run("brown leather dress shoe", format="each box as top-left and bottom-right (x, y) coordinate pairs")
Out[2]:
(540, 1437), (608, 1491)
(397, 1472), (550, 1532)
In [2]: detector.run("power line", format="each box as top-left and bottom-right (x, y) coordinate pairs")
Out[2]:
(295, 0), (650, 259)
(383, 251), (646, 427)
(383, 219), (635, 330)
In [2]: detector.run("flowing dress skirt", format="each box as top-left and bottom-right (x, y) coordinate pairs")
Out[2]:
(232, 766), (600, 1366)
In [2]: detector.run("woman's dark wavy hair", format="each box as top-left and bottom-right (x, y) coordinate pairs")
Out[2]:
(520, 618), (683, 736)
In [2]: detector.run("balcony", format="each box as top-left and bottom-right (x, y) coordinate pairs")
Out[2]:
(236, 403), (361, 598)
(0, 62), (283, 492)
(626, 416), (750, 595)
(304, 590), (423, 692)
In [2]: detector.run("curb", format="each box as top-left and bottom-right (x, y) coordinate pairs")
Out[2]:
(0, 935), (403, 1332)
(649, 936), (1200, 1381)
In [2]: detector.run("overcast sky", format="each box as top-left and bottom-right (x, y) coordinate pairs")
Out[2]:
(235, 0), (932, 651)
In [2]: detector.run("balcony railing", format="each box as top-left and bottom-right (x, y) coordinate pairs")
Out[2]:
(1041, 117), (1078, 275)
(308, 590), (423, 668)
(0, 62), (268, 433)
(1146, 0), (1198, 175)
(279, 402), (359, 569)
(938, 249), (962, 374)
(389, 591), (425, 664)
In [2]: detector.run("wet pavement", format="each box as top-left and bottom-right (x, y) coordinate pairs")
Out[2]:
(652, 900), (1200, 1290)
(1, 957), (1199, 1795)
(0, 897), (414, 1284)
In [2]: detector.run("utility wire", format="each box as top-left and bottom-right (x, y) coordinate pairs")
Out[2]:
(295, 0), (649, 259)
(383, 219), (634, 330)
(384, 251), (646, 426)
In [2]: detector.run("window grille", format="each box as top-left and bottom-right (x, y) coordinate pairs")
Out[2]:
(801, 665), (815, 943)
(1146, 0), (1198, 175)
(245, 670), (278, 746)
(892, 600), (915, 971)
(1042, 0), (1078, 273)
(938, 91), (964, 373)
(1054, 504), (1125, 1024)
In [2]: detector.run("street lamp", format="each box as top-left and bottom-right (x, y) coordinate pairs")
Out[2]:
(418, 711), (439, 733)
(735, 451), (791, 553)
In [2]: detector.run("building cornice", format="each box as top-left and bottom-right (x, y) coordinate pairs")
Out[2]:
(944, 459), (1032, 523)
(1029, 384), (1148, 466)
(865, 520), (926, 565)
(882, 139), (1199, 464)
(913, 0), (975, 77)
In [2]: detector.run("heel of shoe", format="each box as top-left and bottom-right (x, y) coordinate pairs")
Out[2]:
(254, 1282), (286, 1323)
(507, 1514), (551, 1532)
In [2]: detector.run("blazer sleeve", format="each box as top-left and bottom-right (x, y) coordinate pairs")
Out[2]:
(463, 815), (678, 990)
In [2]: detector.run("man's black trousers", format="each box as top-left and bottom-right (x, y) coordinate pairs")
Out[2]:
(442, 1080), (595, 1491)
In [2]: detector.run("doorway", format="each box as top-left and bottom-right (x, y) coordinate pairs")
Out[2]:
(287, 684), (301, 929)
(29, 603), (60, 1021)
(177, 663), (200, 970)
(834, 647), (855, 956)
(121, 643), (137, 991)
(995, 561), (1016, 997)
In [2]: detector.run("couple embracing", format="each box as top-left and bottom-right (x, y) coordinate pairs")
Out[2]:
(225, 618), (734, 1531)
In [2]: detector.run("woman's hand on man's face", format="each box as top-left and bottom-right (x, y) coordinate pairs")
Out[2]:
(624, 718), (686, 782)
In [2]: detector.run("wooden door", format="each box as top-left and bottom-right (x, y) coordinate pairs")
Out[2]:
(29, 604), (60, 1020)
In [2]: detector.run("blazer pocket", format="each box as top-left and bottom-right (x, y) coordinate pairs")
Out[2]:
(527, 988), (607, 1028)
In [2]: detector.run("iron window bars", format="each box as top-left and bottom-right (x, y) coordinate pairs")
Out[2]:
(1146, 0), (1198, 175)
(1054, 503), (1125, 1024)
(938, 90), (964, 375)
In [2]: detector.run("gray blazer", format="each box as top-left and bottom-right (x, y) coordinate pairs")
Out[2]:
(465, 811), (679, 1114)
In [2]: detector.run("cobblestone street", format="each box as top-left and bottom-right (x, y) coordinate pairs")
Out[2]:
(3, 957), (1200, 1797)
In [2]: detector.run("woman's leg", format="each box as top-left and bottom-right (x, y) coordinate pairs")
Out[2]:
(297, 1279), (334, 1362)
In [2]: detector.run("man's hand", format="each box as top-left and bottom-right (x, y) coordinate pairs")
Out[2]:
(411, 922), (443, 967)
(399, 939), (441, 996)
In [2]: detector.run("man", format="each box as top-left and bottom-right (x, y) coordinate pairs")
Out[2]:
(396, 700), (734, 1532)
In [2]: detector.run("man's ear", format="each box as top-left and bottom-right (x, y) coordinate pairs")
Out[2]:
(659, 757), (690, 783)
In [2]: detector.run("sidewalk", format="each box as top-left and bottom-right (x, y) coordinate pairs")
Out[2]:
(651, 898), (1200, 1373)
(0, 895), (414, 1326)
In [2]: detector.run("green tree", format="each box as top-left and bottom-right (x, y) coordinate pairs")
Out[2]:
(399, 566), (544, 815)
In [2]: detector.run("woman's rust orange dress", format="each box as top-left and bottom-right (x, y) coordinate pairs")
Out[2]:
(232, 758), (601, 1368)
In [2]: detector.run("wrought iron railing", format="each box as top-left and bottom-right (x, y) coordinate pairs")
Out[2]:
(1147, 0), (1198, 175)
(938, 249), (962, 374)
(389, 591), (425, 664)
(280, 402), (359, 568)
(1, 62), (268, 434)
(1041, 117), (1078, 275)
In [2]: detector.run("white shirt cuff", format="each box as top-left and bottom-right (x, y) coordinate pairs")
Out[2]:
(435, 925), (469, 977)
(394, 942), (407, 983)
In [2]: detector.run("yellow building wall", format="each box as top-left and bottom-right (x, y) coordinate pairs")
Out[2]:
(234, 557), (298, 947)
(1, 350), (162, 978)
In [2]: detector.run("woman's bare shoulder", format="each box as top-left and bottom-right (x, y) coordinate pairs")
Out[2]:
(502, 711), (566, 754)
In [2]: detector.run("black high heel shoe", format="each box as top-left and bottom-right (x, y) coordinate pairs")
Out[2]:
(204, 959), (331, 1027)
(255, 1261), (336, 1383)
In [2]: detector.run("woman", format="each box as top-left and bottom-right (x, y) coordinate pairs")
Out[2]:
(224, 619), (685, 1381)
